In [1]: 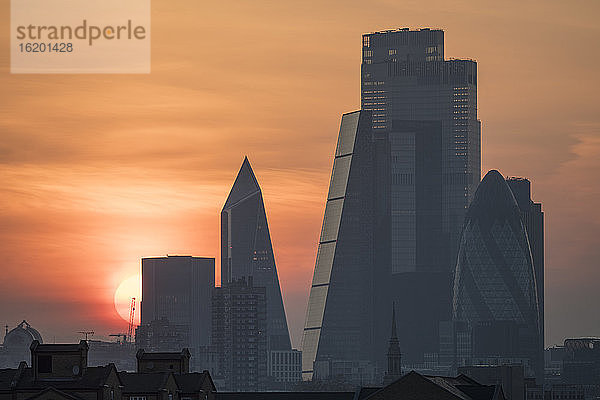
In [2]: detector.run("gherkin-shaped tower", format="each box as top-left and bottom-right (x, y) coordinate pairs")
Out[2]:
(452, 169), (541, 381)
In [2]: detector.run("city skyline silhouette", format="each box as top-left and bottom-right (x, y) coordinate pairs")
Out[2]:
(0, 1), (599, 354)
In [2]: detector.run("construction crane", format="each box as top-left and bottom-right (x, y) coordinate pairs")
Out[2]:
(78, 331), (95, 341)
(126, 297), (136, 344)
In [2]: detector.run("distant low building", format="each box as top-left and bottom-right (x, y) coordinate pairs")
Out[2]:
(312, 358), (378, 386)
(544, 345), (566, 384)
(0, 320), (43, 368)
(268, 349), (302, 388)
(88, 339), (136, 372)
(562, 338), (600, 386)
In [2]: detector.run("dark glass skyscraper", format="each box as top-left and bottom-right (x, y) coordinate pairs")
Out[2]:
(506, 176), (544, 381)
(140, 255), (215, 370)
(452, 170), (542, 381)
(302, 111), (378, 381)
(221, 157), (291, 351)
(506, 178), (544, 344)
(361, 29), (481, 364)
(303, 29), (481, 380)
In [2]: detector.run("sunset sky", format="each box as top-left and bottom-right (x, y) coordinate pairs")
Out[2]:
(1, 0), (599, 348)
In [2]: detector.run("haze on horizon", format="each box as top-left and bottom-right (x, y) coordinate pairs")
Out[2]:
(0, 0), (599, 348)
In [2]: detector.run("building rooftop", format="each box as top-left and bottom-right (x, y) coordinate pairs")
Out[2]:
(30, 341), (88, 353)
(11, 365), (117, 390)
(136, 349), (190, 360)
(365, 28), (443, 35)
(215, 393), (355, 400)
(174, 371), (215, 393)
(362, 371), (504, 400)
(118, 371), (172, 393)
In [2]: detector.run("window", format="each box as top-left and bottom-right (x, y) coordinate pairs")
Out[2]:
(130, 396), (147, 400)
(37, 355), (52, 373)
(426, 46), (434, 54)
(363, 36), (370, 48)
(111, 390), (114, 400)
(168, 394), (173, 400)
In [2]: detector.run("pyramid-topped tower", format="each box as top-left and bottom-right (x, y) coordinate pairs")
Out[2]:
(221, 157), (291, 351)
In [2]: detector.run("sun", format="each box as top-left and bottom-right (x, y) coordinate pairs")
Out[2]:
(114, 274), (141, 325)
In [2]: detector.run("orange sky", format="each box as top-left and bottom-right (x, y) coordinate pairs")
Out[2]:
(1, 0), (599, 348)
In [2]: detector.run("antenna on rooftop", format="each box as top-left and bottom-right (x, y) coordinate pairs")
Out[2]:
(77, 331), (95, 341)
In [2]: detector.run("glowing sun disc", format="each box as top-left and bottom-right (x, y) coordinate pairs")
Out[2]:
(114, 274), (141, 325)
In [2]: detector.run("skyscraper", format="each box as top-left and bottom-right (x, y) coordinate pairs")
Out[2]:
(452, 170), (542, 381)
(361, 28), (481, 364)
(140, 255), (215, 369)
(505, 178), (544, 344)
(221, 157), (291, 351)
(506, 177), (544, 382)
(212, 277), (268, 391)
(303, 29), (481, 380)
(302, 110), (379, 381)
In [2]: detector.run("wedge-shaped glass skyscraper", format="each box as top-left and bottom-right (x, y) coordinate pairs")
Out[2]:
(452, 170), (541, 380)
(302, 111), (379, 380)
(221, 157), (291, 351)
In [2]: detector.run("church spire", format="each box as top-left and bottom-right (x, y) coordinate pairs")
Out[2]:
(391, 302), (398, 339)
(383, 302), (402, 385)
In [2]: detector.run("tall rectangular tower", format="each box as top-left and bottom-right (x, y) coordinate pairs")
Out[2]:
(212, 277), (268, 391)
(140, 256), (215, 365)
(506, 176), (545, 379)
(303, 29), (481, 382)
(361, 28), (481, 365)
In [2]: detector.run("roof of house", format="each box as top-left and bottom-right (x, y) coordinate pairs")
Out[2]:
(457, 385), (500, 400)
(13, 365), (116, 390)
(175, 371), (215, 392)
(119, 371), (174, 393)
(25, 386), (86, 400)
(363, 371), (504, 400)
(353, 387), (382, 400)
(0, 369), (18, 390)
(136, 349), (190, 360)
(30, 341), (88, 353)
(215, 392), (355, 400)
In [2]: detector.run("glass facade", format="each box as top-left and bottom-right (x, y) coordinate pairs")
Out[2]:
(140, 256), (215, 370)
(361, 29), (481, 365)
(303, 29), (483, 382)
(221, 157), (291, 351)
(506, 177), (545, 369)
(452, 170), (542, 381)
(301, 111), (376, 380)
